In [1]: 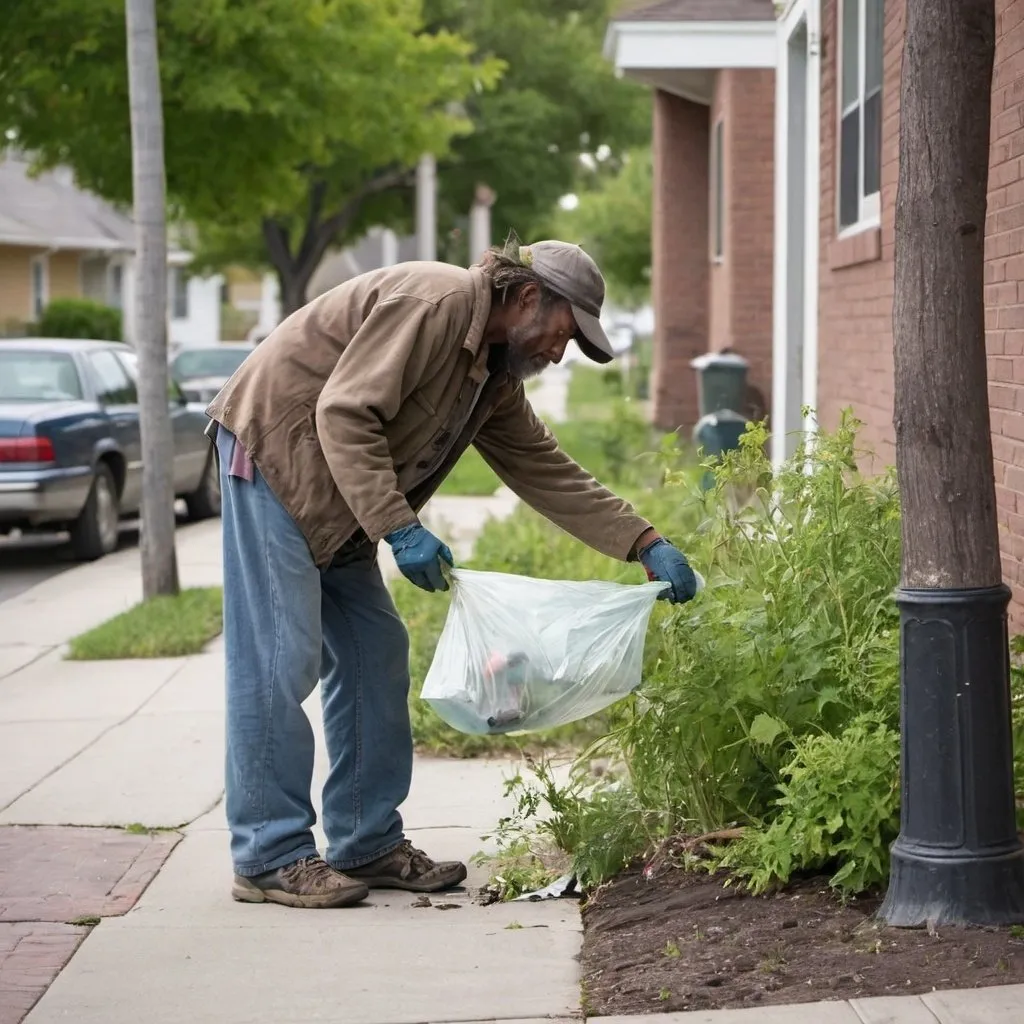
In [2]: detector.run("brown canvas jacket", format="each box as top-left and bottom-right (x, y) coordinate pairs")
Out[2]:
(206, 261), (652, 568)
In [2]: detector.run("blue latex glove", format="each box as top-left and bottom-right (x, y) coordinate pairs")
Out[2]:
(385, 524), (454, 593)
(638, 538), (699, 604)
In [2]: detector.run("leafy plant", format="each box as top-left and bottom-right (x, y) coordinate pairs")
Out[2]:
(714, 716), (901, 897)
(474, 412), (908, 898)
(35, 298), (122, 341)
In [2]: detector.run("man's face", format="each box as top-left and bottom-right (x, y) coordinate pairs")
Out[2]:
(505, 285), (577, 380)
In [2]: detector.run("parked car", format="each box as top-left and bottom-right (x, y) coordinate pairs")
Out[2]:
(169, 342), (254, 406)
(0, 338), (220, 560)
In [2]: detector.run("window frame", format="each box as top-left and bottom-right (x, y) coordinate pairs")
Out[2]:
(29, 254), (49, 319)
(836, 0), (883, 236)
(711, 118), (726, 262)
(170, 266), (189, 321)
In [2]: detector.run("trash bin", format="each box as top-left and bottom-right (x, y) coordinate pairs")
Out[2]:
(690, 351), (749, 420)
(690, 352), (751, 491)
(693, 410), (748, 490)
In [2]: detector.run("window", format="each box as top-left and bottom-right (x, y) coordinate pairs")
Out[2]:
(711, 119), (725, 260)
(88, 350), (138, 405)
(838, 0), (883, 231)
(0, 351), (82, 401)
(109, 262), (124, 309)
(170, 267), (189, 320)
(30, 255), (48, 319)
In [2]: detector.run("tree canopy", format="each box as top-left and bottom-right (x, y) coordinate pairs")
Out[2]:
(0, 0), (499, 309)
(552, 147), (652, 306)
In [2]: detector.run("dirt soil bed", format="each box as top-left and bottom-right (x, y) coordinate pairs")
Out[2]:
(580, 865), (1024, 1016)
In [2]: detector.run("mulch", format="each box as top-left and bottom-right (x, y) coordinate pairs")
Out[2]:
(579, 864), (1024, 1016)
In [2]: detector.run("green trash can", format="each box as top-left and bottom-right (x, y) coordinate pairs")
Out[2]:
(690, 351), (749, 420)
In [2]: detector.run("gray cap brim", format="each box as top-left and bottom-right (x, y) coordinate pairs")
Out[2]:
(571, 304), (614, 365)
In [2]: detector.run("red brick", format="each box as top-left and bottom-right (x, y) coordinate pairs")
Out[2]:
(0, 922), (86, 1024)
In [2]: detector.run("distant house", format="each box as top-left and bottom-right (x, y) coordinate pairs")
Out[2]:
(604, 0), (778, 432)
(0, 155), (221, 346)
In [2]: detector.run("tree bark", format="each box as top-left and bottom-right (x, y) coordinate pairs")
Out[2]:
(126, 0), (179, 598)
(893, 0), (998, 589)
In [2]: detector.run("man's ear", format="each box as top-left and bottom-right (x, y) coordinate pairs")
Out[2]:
(518, 282), (540, 311)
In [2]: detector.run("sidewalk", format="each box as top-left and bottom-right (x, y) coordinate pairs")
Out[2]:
(3, 367), (1024, 1023)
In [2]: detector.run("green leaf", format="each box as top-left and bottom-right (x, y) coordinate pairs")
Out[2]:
(749, 713), (787, 747)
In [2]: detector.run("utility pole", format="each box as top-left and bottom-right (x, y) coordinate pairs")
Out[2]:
(126, 0), (179, 598)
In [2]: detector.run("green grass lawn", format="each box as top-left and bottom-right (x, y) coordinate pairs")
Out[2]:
(67, 586), (223, 660)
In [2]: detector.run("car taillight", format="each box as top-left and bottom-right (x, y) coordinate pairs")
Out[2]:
(0, 437), (56, 463)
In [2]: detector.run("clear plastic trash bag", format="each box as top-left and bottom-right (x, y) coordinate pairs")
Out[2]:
(421, 568), (674, 736)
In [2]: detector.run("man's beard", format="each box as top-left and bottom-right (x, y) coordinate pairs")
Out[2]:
(506, 316), (549, 380)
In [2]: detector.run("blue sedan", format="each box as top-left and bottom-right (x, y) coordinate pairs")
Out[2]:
(0, 338), (220, 560)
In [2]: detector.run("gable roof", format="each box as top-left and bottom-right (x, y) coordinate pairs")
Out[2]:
(616, 0), (776, 21)
(0, 155), (135, 251)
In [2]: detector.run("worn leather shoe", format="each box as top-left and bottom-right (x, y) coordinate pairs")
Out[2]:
(342, 840), (468, 892)
(232, 854), (369, 908)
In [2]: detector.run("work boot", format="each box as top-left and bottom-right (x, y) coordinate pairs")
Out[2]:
(232, 854), (369, 909)
(343, 840), (468, 893)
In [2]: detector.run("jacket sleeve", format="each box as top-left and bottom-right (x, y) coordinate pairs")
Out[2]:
(314, 296), (448, 543)
(472, 382), (653, 561)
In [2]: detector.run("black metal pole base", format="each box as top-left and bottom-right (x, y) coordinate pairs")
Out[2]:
(878, 585), (1024, 928)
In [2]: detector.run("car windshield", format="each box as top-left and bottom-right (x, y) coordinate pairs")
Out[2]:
(172, 348), (249, 380)
(0, 350), (83, 401)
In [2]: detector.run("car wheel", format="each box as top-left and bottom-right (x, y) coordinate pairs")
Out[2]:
(184, 450), (221, 521)
(70, 463), (120, 561)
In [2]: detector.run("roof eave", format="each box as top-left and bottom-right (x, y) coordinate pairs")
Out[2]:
(604, 18), (778, 72)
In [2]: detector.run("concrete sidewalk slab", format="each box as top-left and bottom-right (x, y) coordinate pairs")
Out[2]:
(135, 652), (223, 715)
(921, 984), (1024, 1021)
(0, 652), (183, 723)
(0, 645), (48, 682)
(850, 996), (939, 1022)
(0, 710), (223, 828)
(0, 719), (118, 811)
(26, 909), (580, 1024)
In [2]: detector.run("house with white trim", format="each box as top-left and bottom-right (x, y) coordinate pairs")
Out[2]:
(604, 0), (779, 432)
(0, 155), (221, 346)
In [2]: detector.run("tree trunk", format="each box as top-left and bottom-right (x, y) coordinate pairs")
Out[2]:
(276, 263), (318, 319)
(880, 0), (1024, 929)
(893, 0), (998, 589)
(126, 0), (179, 598)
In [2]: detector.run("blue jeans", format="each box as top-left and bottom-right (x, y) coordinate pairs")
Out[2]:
(216, 429), (413, 876)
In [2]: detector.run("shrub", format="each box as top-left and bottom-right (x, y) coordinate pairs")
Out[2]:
(35, 298), (122, 341)
(478, 412), (909, 898)
(714, 716), (901, 896)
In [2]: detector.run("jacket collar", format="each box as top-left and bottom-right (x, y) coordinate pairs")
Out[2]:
(463, 266), (492, 383)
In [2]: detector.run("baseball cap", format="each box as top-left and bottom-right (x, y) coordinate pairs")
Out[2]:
(520, 240), (615, 364)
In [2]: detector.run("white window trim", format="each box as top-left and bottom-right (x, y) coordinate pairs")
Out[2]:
(29, 253), (49, 319)
(710, 117), (726, 263)
(170, 266), (189, 321)
(836, 0), (882, 234)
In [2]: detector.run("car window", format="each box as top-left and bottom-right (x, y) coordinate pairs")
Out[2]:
(171, 347), (250, 380)
(88, 350), (138, 405)
(0, 350), (83, 401)
(118, 350), (185, 403)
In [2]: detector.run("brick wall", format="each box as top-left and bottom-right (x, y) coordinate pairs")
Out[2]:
(988, 0), (1024, 619)
(707, 69), (775, 420)
(817, 0), (1024, 623)
(650, 89), (710, 432)
(721, 68), (775, 418)
(816, 0), (904, 472)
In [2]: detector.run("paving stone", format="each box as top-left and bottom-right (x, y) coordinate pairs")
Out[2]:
(0, 825), (181, 923)
(0, 922), (86, 1024)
